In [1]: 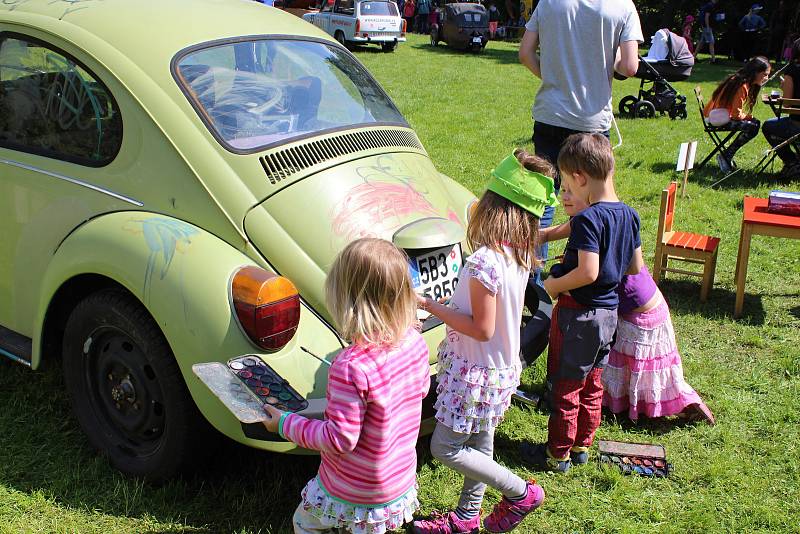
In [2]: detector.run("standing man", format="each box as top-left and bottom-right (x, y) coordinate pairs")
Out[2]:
(695, 0), (723, 63)
(515, 0), (641, 373)
(738, 4), (766, 60)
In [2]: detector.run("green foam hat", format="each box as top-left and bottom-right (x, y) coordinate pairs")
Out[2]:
(487, 154), (559, 217)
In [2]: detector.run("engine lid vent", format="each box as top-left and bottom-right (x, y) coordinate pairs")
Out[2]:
(259, 129), (425, 185)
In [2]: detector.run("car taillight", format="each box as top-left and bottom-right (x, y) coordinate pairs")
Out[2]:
(231, 266), (300, 351)
(401, 19), (407, 35)
(355, 19), (360, 34)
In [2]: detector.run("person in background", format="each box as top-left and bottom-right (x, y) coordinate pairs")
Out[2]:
(762, 37), (800, 178)
(682, 15), (696, 55)
(704, 55), (771, 173)
(403, 0), (416, 35)
(768, 1), (790, 63)
(416, 0), (430, 34)
(488, 2), (501, 39)
(695, 0), (723, 63)
(739, 4), (767, 60)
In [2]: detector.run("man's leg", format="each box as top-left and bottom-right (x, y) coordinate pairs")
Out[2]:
(763, 117), (800, 165)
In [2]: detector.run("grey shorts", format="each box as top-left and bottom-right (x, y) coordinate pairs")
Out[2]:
(554, 305), (617, 381)
(699, 27), (714, 44)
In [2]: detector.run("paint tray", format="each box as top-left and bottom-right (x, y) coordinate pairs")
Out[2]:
(192, 358), (307, 424)
(598, 440), (672, 478)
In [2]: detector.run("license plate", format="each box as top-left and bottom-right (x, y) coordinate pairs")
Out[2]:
(472, 36), (482, 44)
(409, 244), (462, 301)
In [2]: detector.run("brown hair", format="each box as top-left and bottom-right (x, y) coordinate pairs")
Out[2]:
(467, 149), (550, 269)
(709, 55), (770, 113)
(325, 238), (417, 346)
(557, 133), (615, 181)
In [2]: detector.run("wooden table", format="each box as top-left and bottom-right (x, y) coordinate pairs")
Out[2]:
(734, 197), (800, 318)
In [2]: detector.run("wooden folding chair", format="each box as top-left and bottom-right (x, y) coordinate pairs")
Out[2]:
(653, 182), (720, 302)
(694, 87), (737, 171)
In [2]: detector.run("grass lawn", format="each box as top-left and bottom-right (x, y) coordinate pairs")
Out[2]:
(1, 33), (800, 533)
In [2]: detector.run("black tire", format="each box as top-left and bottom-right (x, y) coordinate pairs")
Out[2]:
(381, 42), (397, 53)
(618, 95), (638, 118)
(430, 28), (439, 46)
(634, 100), (656, 119)
(62, 289), (216, 481)
(675, 105), (688, 120)
(334, 30), (351, 50)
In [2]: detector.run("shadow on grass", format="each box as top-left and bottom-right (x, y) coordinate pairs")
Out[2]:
(411, 42), (521, 64)
(648, 160), (795, 190)
(660, 279), (766, 325)
(0, 359), (320, 533)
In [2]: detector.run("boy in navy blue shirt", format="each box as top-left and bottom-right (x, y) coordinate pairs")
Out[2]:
(522, 133), (643, 472)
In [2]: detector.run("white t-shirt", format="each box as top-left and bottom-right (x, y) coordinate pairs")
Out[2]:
(434, 246), (529, 433)
(525, 0), (643, 132)
(445, 246), (528, 369)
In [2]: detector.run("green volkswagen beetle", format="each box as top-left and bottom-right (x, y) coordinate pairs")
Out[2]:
(0, 0), (475, 480)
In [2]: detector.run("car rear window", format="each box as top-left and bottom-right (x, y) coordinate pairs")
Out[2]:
(359, 2), (398, 16)
(174, 38), (407, 153)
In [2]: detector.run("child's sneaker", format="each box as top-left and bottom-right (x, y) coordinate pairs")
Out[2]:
(412, 511), (480, 534)
(570, 446), (589, 465)
(520, 442), (571, 473)
(483, 481), (544, 533)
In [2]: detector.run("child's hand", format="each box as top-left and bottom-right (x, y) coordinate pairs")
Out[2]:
(262, 404), (285, 433)
(543, 276), (560, 300)
(416, 293), (428, 309)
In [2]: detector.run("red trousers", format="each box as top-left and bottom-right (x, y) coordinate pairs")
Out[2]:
(546, 295), (605, 459)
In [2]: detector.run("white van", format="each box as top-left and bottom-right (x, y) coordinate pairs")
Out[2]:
(303, 0), (406, 52)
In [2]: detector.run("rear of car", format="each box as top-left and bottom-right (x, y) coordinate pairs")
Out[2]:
(351, 0), (406, 49)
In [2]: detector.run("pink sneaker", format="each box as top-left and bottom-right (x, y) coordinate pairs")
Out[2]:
(412, 511), (480, 534)
(483, 481), (544, 533)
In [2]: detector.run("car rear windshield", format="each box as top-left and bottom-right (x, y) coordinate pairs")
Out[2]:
(174, 38), (407, 152)
(360, 2), (399, 16)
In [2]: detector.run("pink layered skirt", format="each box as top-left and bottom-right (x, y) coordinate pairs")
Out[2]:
(602, 300), (707, 420)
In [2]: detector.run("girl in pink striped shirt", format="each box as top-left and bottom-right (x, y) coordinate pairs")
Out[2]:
(262, 238), (431, 534)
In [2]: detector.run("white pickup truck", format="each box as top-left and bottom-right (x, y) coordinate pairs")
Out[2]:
(303, 0), (406, 52)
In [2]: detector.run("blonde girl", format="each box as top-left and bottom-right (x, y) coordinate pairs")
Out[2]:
(413, 150), (558, 534)
(263, 238), (431, 534)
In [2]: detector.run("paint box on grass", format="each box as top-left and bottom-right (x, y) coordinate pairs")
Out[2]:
(598, 440), (672, 478)
(192, 356), (308, 424)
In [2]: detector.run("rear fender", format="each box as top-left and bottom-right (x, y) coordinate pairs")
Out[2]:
(35, 211), (342, 449)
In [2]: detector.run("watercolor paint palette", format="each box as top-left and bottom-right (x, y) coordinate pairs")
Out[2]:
(192, 356), (308, 424)
(598, 440), (672, 478)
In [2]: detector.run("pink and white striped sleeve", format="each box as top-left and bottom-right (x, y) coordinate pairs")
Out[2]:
(279, 357), (368, 455)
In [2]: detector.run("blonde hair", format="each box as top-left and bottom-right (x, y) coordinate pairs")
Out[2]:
(557, 133), (615, 181)
(467, 149), (550, 269)
(325, 238), (418, 346)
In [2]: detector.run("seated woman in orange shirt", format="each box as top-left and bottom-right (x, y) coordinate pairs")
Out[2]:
(704, 56), (771, 173)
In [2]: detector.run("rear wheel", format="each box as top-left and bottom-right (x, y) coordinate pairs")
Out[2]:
(634, 100), (656, 119)
(618, 95), (638, 118)
(381, 42), (397, 53)
(334, 30), (351, 50)
(62, 289), (216, 481)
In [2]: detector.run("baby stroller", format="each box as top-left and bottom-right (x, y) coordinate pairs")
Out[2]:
(618, 29), (694, 120)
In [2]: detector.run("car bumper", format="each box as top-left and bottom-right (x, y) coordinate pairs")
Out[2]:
(351, 35), (406, 43)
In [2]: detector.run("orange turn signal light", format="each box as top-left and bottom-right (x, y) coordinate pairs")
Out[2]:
(231, 266), (300, 351)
